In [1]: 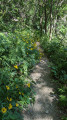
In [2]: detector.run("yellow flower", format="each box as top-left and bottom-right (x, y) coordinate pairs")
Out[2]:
(8, 104), (12, 110)
(22, 93), (24, 95)
(31, 48), (33, 50)
(19, 92), (21, 95)
(16, 85), (18, 88)
(14, 65), (18, 69)
(27, 53), (28, 54)
(1, 107), (7, 114)
(9, 98), (12, 101)
(16, 103), (19, 107)
(7, 97), (9, 100)
(6, 85), (10, 90)
(27, 83), (30, 88)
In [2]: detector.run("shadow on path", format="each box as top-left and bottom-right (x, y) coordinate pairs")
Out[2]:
(23, 57), (61, 120)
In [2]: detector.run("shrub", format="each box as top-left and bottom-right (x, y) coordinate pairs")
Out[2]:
(40, 34), (67, 119)
(0, 30), (39, 120)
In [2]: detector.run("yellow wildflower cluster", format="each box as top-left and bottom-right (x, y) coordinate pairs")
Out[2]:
(1, 102), (19, 114)
(39, 52), (44, 59)
(19, 92), (24, 95)
(7, 97), (12, 101)
(1, 104), (12, 114)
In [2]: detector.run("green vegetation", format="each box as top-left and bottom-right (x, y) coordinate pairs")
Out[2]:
(0, 0), (67, 119)
(40, 17), (67, 119)
(0, 31), (40, 119)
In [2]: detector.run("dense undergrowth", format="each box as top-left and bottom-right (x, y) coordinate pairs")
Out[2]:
(0, 29), (41, 120)
(40, 28), (67, 119)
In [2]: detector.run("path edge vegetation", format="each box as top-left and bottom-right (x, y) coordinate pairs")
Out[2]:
(39, 34), (67, 120)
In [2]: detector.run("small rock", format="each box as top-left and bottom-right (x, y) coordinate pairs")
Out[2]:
(45, 110), (49, 114)
(50, 93), (56, 97)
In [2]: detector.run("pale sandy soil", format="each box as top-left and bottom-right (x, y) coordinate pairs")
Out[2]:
(23, 42), (61, 120)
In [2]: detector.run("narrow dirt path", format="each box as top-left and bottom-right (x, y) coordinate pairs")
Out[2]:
(23, 42), (61, 120)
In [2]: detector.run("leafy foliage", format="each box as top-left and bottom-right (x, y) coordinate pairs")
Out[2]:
(0, 31), (40, 120)
(40, 22), (67, 119)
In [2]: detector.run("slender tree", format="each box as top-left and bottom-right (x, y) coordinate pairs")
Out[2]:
(44, 4), (47, 34)
(50, 0), (53, 40)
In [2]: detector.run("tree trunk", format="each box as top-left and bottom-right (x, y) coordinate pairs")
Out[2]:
(40, 15), (43, 35)
(38, 0), (42, 33)
(44, 5), (47, 34)
(50, 0), (52, 40)
(54, 0), (59, 35)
